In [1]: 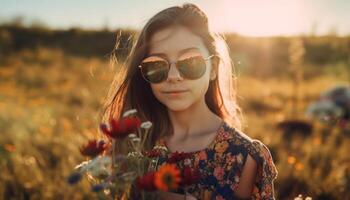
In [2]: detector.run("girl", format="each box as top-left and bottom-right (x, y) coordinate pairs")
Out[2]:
(102, 3), (278, 200)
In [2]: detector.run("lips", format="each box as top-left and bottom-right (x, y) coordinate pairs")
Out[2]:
(163, 90), (188, 94)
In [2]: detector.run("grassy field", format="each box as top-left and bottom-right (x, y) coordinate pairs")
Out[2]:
(0, 47), (349, 200)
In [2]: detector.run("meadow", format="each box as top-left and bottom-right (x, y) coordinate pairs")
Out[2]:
(0, 26), (349, 199)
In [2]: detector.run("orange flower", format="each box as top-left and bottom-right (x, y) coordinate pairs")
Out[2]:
(155, 164), (181, 191)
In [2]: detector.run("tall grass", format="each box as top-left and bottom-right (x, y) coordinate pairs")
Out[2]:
(0, 48), (349, 199)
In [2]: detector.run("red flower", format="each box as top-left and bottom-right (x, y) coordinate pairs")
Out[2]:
(100, 117), (141, 139)
(180, 166), (201, 186)
(136, 171), (157, 191)
(80, 140), (107, 158)
(142, 149), (162, 158)
(167, 151), (192, 163)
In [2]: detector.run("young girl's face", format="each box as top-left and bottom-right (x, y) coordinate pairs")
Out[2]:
(145, 25), (216, 112)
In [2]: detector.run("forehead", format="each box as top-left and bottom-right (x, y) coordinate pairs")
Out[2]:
(148, 26), (209, 57)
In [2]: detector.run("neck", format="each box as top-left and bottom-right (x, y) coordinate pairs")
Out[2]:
(167, 98), (222, 139)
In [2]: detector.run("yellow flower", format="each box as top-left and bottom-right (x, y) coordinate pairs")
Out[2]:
(155, 164), (181, 191)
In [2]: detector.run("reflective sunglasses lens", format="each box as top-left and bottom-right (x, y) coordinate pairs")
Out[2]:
(177, 56), (206, 79)
(140, 60), (168, 83)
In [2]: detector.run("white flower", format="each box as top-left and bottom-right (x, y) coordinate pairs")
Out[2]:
(153, 145), (168, 152)
(184, 158), (191, 166)
(127, 151), (143, 158)
(122, 109), (137, 117)
(294, 194), (303, 200)
(79, 155), (112, 179)
(132, 137), (141, 142)
(141, 121), (152, 129)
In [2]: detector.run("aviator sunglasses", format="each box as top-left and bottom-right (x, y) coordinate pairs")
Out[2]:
(138, 51), (215, 84)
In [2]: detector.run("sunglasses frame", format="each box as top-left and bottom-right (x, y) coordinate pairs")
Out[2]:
(138, 54), (216, 83)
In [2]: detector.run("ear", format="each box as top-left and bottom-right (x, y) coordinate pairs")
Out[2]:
(210, 56), (219, 81)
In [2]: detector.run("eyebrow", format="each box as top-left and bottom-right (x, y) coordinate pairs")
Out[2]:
(147, 47), (200, 58)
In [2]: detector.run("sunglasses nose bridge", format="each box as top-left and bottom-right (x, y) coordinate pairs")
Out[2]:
(166, 60), (183, 81)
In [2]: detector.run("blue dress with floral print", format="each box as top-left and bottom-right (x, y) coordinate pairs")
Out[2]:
(154, 121), (278, 200)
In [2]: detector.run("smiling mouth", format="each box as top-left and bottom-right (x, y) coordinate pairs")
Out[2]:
(163, 90), (188, 94)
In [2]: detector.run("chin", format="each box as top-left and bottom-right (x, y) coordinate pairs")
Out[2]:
(163, 101), (192, 112)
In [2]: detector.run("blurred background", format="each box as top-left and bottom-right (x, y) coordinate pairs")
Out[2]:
(0, 0), (349, 199)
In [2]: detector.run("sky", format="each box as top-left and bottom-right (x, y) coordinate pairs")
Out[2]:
(1, 0), (350, 36)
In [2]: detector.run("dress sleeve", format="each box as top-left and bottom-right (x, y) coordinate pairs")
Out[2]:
(245, 139), (278, 200)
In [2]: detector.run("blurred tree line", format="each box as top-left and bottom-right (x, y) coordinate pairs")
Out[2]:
(0, 24), (349, 78)
(0, 24), (134, 60)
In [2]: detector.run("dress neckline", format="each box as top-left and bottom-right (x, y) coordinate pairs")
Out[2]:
(161, 120), (227, 154)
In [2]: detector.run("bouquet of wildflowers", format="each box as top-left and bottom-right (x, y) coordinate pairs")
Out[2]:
(67, 109), (201, 200)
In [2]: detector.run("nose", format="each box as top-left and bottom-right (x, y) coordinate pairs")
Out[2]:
(166, 62), (184, 82)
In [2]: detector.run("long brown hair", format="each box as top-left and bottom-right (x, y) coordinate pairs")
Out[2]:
(100, 3), (243, 150)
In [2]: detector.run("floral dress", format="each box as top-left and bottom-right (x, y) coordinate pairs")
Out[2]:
(154, 121), (278, 200)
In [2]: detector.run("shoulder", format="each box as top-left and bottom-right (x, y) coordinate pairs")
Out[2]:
(219, 122), (278, 183)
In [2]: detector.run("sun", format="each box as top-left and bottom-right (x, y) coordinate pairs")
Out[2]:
(206, 0), (309, 36)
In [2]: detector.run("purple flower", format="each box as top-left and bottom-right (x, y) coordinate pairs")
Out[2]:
(67, 172), (82, 185)
(91, 183), (106, 192)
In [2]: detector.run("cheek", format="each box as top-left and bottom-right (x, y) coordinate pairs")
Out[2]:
(150, 84), (162, 99)
(189, 81), (208, 101)
(192, 72), (211, 97)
